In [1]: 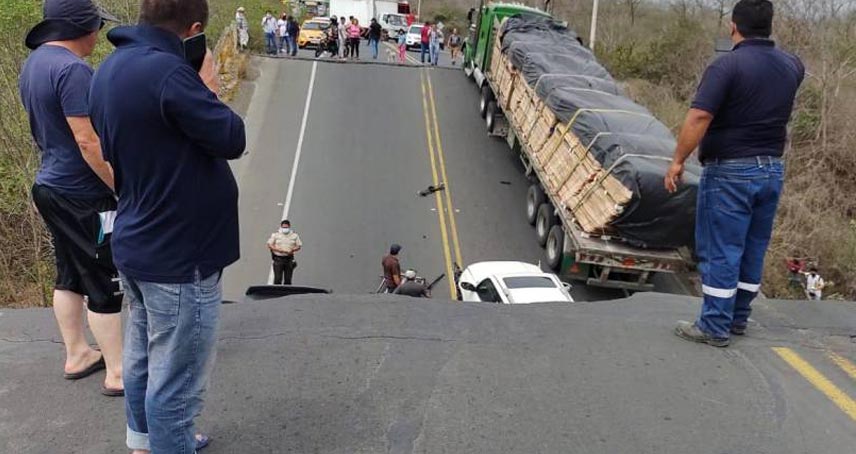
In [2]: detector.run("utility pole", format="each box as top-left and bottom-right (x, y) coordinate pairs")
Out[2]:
(417, 0), (422, 19)
(589, 0), (600, 51)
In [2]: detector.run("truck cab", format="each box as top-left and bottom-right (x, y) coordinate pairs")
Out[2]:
(463, 2), (551, 87)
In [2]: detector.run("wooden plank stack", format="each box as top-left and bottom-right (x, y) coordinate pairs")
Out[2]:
(488, 27), (634, 234)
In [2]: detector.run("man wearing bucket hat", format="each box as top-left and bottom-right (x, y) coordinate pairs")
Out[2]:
(19, 0), (124, 397)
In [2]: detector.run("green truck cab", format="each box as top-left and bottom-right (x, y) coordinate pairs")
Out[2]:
(462, 2), (551, 87)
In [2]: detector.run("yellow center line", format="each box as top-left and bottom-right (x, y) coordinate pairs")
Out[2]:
(827, 351), (856, 383)
(425, 72), (464, 267)
(772, 347), (856, 423)
(383, 41), (422, 65)
(420, 71), (456, 297)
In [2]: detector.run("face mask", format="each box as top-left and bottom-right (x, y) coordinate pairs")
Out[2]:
(280, 227), (291, 234)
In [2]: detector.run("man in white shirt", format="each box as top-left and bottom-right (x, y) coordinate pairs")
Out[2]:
(804, 267), (825, 300)
(267, 219), (302, 285)
(261, 10), (277, 55)
(277, 14), (288, 54)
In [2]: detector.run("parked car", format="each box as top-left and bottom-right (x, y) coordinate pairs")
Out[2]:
(456, 261), (574, 304)
(405, 24), (422, 50)
(298, 20), (329, 48)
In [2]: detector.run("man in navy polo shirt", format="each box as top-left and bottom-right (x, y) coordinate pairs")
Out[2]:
(665, 0), (804, 347)
(89, 0), (245, 451)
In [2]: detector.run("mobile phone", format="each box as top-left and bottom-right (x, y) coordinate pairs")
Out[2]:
(183, 33), (207, 72)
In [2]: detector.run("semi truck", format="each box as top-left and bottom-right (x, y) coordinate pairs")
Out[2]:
(462, 2), (690, 292)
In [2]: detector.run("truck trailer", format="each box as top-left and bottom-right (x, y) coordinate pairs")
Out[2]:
(462, 2), (694, 292)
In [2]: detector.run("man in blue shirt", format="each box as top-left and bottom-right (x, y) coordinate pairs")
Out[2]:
(665, 0), (804, 347)
(89, 0), (246, 451)
(19, 0), (124, 396)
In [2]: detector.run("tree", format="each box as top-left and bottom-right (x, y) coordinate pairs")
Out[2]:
(625, 0), (643, 26)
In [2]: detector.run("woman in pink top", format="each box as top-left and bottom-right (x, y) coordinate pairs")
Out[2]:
(347, 18), (361, 59)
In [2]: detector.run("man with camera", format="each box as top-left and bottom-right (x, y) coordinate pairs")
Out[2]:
(89, 0), (246, 452)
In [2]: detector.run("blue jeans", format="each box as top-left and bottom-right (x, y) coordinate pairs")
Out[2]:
(279, 35), (287, 53)
(123, 270), (223, 453)
(430, 43), (440, 65)
(265, 32), (276, 54)
(695, 156), (784, 339)
(420, 42), (428, 63)
(286, 35), (297, 56)
(369, 38), (379, 59)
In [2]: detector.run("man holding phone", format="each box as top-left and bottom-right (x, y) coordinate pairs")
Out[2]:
(89, 0), (246, 452)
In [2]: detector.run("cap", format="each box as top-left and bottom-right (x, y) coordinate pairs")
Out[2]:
(25, 0), (119, 50)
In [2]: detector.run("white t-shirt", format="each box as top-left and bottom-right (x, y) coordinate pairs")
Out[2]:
(806, 274), (824, 293)
(278, 19), (288, 36)
(262, 16), (277, 34)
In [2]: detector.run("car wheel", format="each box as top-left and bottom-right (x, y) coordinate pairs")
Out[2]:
(526, 184), (546, 226)
(486, 101), (497, 133)
(546, 225), (565, 271)
(479, 85), (494, 118)
(536, 203), (558, 247)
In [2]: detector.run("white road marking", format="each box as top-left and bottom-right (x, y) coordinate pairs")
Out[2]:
(268, 61), (318, 284)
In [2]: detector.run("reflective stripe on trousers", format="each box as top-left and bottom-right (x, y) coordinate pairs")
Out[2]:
(695, 158), (784, 338)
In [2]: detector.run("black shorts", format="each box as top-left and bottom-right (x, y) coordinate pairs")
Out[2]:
(32, 184), (123, 314)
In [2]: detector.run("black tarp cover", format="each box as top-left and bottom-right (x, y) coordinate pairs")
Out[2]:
(500, 16), (699, 249)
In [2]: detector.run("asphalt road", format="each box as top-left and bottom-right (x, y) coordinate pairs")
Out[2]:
(224, 55), (654, 302)
(3, 294), (856, 453)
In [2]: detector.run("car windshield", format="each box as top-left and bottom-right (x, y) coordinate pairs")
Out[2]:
(503, 276), (557, 289)
(303, 22), (323, 30)
(409, 25), (422, 34)
(388, 15), (406, 26)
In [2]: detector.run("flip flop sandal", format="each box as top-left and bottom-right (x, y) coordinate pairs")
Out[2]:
(101, 386), (124, 397)
(195, 433), (211, 450)
(63, 356), (105, 380)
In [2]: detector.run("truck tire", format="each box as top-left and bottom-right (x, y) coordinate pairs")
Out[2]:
(536, 203), (558, 247)
(479, 85), (494, 118)
(486, 101), (498, 133)
(546, 225), (565, 271)
(526, 185), (546, 225)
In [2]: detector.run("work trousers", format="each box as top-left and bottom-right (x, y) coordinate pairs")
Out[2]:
(695, 156), (784, 339)
(272, 255), (295, 285)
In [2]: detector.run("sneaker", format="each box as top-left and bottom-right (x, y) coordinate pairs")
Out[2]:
(730, 324), (747, 336)
(674, 321), (730, 347)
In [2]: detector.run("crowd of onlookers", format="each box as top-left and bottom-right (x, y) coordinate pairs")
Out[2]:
(234, 6), (463, 66)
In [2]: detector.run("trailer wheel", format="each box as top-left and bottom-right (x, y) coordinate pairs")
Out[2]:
(546, 225), (564, 271)
(486, 101), (498, 133)
(526, 185), (546, 225)
(536, 203), (558, 247)
(479, 85), (494, 118)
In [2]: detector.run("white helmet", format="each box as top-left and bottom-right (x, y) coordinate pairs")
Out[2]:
(404, 270), (417, 280)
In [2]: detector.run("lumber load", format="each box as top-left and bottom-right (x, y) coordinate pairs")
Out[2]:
(494, 16), (700, 249)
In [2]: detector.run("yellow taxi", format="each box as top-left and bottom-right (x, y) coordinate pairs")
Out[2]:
(298, 20), (328, 48)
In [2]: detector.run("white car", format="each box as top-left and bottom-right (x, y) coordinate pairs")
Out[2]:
(456, 261), (574, 304)
(405, 24), (422, 50)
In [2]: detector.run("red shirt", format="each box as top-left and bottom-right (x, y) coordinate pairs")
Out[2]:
(382, 254), (401, 289)
(420, 25), (430, 43)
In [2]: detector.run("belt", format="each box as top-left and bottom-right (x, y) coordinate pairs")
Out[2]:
(702, 155), (782, 167)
